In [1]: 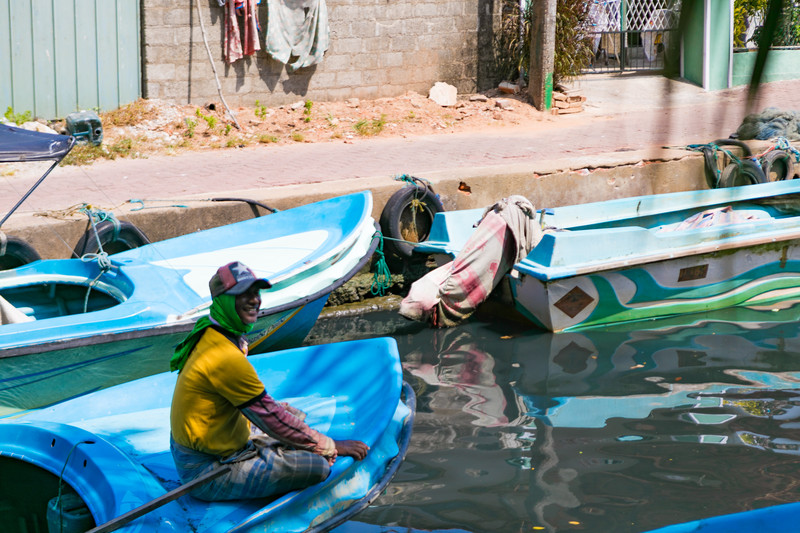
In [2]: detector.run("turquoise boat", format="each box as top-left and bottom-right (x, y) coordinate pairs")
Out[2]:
(416, 179), (800, 331)
(0, 190), (378, 412)
(644, 502), (800, 532)
(0, 337), (415, 533)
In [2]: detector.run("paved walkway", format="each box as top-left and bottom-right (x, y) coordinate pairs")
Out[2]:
(2, 75), (800, 216)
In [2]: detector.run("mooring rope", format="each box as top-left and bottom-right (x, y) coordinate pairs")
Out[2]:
(370, 231), (393, 296)
(54, 439), (95, 533)
(78, 206), (117, 312)
(685, 142), (744, 188)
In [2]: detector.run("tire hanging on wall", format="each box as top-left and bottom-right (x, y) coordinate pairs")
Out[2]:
(702, 139), (756, 188)
(0, 234), (41, 270)
(379, 183), (445, 272)
(760, 149), (794, 181)
(719, 159), (770, 188)
(710, 139), (767, 188)
(73, 220), (151, 257)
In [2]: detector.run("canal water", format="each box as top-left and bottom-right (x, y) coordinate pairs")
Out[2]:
(306, 301), (800, 533)
(4, 298), (800, 532)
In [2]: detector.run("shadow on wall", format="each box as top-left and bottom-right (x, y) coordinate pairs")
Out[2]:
(477, 0), (498, 92)
(185, 1), (314, 102)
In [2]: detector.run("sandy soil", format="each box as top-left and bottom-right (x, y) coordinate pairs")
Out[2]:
(90, 89), (554, 158)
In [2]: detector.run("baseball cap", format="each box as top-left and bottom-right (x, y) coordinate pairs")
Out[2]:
(209, 261), (271, 298)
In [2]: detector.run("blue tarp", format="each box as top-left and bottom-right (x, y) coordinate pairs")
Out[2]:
(0, 124), (75, 163)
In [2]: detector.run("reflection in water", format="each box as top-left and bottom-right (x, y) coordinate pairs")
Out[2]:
(314, 302), (800, 533)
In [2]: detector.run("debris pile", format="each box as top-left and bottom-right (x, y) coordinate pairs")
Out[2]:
(551, 88), (585, 115)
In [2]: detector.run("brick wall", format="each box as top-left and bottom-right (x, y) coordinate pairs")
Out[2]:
(141, 0), (502, 107)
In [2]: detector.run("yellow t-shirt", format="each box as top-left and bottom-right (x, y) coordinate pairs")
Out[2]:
(170, 327), (263, 457)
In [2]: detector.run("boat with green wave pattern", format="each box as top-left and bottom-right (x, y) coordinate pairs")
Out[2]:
(416, 179), (800, 331)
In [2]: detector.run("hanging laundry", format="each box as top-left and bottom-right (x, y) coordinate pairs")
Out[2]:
(266, 0), (330, 71)
(224, 0), (261, 63)
(239, 0), (262, 56)
(224, 0), (243, 63)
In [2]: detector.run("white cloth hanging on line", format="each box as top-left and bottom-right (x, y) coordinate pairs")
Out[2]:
(266, 0), (330, 71)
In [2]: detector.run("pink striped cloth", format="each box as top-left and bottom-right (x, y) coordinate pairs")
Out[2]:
(663, 206), (760, 232)
(401, 196), (543, 327)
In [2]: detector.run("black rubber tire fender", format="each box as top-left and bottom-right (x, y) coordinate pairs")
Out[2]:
(73, 220), (151, 257)
(702, 139), (753, 189)
(719, 159), (770, 188)
(701, 145), (723, 188)
(379, 185), (445, 268)
(713, 138), (754, 158)
(0, 235), (41, 270)
(760, 150), (795, 181)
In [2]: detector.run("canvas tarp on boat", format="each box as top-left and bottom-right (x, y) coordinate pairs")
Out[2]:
(0, 124), (75, 162)
(400, 195), (544, 326)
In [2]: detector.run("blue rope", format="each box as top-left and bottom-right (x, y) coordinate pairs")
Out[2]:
(370, 231), (393, 296)
(775, 137), (800, 163)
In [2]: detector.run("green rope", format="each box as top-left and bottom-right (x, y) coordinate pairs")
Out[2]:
(129, 198), (189, 211)
(78, 205), (116, 312)
(370, 231), (393, 297)
(393, 173), (433, 189)
(686, 142), (743, 187)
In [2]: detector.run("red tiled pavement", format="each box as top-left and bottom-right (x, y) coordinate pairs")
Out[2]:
(2, 75), (799, 216)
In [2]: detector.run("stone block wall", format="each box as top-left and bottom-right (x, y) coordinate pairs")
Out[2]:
(141, 0), (502, 107)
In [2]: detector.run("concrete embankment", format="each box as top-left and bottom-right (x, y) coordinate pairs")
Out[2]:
(4, 148), (705, 262)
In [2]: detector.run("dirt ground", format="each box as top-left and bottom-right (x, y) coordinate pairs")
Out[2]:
(59, 88), (554, 163)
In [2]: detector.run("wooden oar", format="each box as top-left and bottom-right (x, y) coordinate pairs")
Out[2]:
(84, 464), (231, 533)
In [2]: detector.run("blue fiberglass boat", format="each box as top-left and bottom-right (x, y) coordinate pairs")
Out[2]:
(415, 179), (800, 331)
(644, 502), (800, 532)
(0, 190), (378, 412)
(0, 337), (415, 533)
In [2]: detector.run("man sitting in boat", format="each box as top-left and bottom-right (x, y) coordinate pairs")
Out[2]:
(169, 261), (369, 501)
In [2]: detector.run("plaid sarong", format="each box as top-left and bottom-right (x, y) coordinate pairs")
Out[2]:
(170, 427), (330, 501)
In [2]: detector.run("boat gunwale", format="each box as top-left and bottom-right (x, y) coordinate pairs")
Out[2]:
(0, 222), (379, 360)
(515, 220), (800, 281)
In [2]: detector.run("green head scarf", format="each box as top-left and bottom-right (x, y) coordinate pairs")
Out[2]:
(170, 293), (254, 372)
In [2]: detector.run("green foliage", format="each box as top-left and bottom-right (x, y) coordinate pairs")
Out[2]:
(254, 100), (268, 119)
(4, 106), (33, 125)
(184, 117), (197, 138)
(259, 134), (279, 143)
(225, 137), (248, 148)
(553, 0), (594, 86)
(101, 99), (151, 126)
(735, 0), (800, 47)
(492, 0), (531, 84)
(61, 137), (136, 166)
(492, 0), (594, 88)
(354, 114), (386, 136)
(107, 138), (134, 157)
(303, 100), (313, 123)
(291, 132), (305, 142)
(195, 108), (217, 130)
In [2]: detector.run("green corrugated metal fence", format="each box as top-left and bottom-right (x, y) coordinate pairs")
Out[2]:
(1, 0), (140, 120)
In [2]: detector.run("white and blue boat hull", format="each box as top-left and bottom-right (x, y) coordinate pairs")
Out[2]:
(0, 192), (378, 411)
(417, 180), (800, 331)
(0, 338), (415, 533)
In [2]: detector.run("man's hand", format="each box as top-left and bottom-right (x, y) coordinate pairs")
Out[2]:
(335, 439), (369, 460)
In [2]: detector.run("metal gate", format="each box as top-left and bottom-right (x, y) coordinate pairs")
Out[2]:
(583, 0), (681, 73)
(0, 0), (141, 120)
